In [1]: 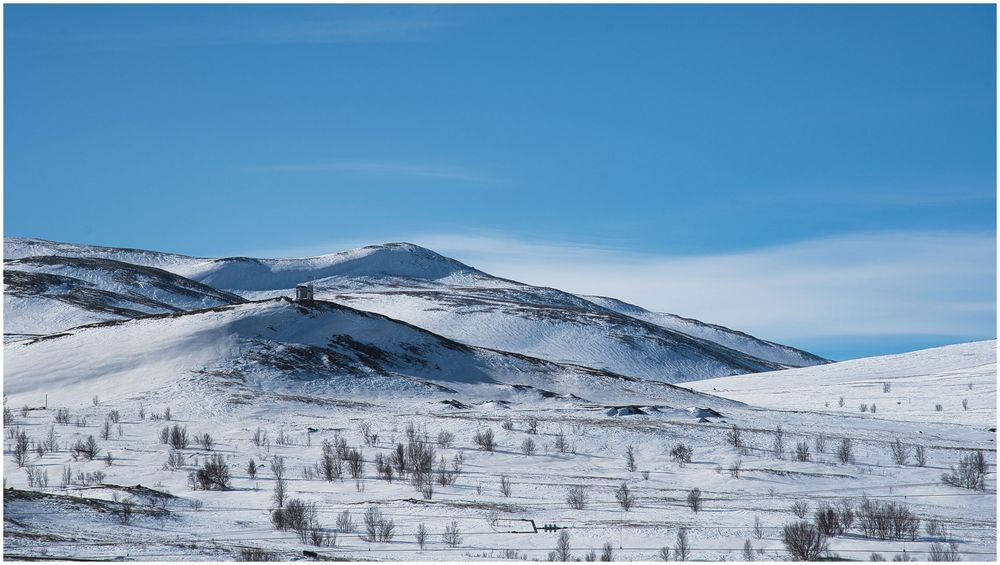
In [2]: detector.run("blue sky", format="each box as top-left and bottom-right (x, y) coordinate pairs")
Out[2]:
(4, 4), (996, 359)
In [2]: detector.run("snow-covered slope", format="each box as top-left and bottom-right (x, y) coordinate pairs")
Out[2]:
(4, 256), (245, 337)
(5, 297), (724, 407)
(581, 295), (827, 367)
(689, 340), (997, 427)
(3, 237), (827, 382)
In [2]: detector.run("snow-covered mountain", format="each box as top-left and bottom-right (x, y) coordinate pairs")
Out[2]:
(5, 296), (725, 407)
(4, 255), (245, 337)
(4, 237), (827, 382)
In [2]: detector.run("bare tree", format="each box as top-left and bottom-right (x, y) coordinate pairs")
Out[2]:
(686, 488), (702, 512)
(362, 506), (394, 542)
(615, 481), (635, 511)
(272, 477), (287, 509)
(567, 486), (588, 510)
(753, 515), (764, 540)
(600, 542), (614, 562)
(554, 530), (571, 561)
(115, 498), (134, 525)
(437, 430), (455, 448)
(726, 424), (743, 448)
(501, 416), (514, 431)
(728, 458), (742, 479)
(792, 500), (810, 519)
(815, 433), (827, 454)
(773, 426), (786, 459)
(336, 509), (355, 533)
(962, 399), (969, 411)
(442, 520), (462, 548)
(247, 458), (257, 479)
(198, 433), (215, 451)
(192, 454), (231, 490)
(941, 450), (987, 491)
(890, 438), (910, 465)
(554, 430), (569, 454)
(915, 445), (927, 467)
(782, 521), (828, 561)
(658, 547), (670, 561)
(837, 438), (854, 464)
(526, 416), (539, 435)
(928, 542), (961, 562)
(499, 475), (512, 497)
(624, 445), (637, 472)
(742, 539), (755, 561)
(521, 437), (537, 456)
(416, 523), (428, 550)
(674, 528), (691, 561)
(795, 441), (811, 462)
(11, 429), (29, 467)
(251, 427), (267, 448)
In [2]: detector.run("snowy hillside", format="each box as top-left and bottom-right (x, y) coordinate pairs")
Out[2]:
(690, 340), (998, 428)
(4, 255), (245, 337)
(4, 237), (827, 382)
(5, 297), (720, 407)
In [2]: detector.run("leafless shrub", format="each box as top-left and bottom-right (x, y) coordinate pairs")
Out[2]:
(114, 498), (135, 525)
(925, 519), (951, 539)
(782, 521), (828, 561)
(198, 433), (214, 451)
(54, 408), (70, 424)
(75, 416), (87, 427)
(837, 438), (854, 464)
(674, 528), (691, 561)
(935, 403), (943, 412)
(168, 424), (189, 449)
(521, 437), (537, 456)
(615, 481), (634, 511)
(70, 435), (100, 461)
(814, 433), (827, 454)
(137, 405), (145, 420)
(501, 416), (514, 431)
(437, 430), (454, 448)
(236, 547), (276, 561)
(753, 515), (764, 540)
(857, 496), (920, 540)
(499, 475), (512, 497)
(600, 542), (614, 562)
(795, 441), (811, 462)
(838, 396), (845, 408)
(92, 395), (100, 406)
(526, 416), (539, 435)
(108, 409), (121, 424)
(915, 445), (927, 467)
(3, 401), (13, 426)
(941, 450), (986, 491)
(871, 403), (877, 413)
(928, 542), (960, 561)
(686, 488), (702, 512)
(192, 454), (231, 490)
(567, 486), (588, 509)
(443, 520), (463, 548)
(163, 406), (171, 420)
(250, 427), (267, 448)
(658, 547), (671, 561)
(670, 444), (693, 467)
(624, 445), (637, 472)
(25, 466), (48, 488)
(871, 553), (886, 561)
(962, 399), (968, 411)
(890, 438), (910, 465)
(814, 503), (846, 536)
(742, 539), (755, 561)
(474, 428), (496, 452)
(791, 500), (810, 519)
(860, 403), (869, 413)
(641, 470), (650, 480)
(104, 452), (115, 467)
(362, 506), (394, 542)
(163, 450), (185, 471)
(883, 382), (891, 393)
(100, 419), (112, 440)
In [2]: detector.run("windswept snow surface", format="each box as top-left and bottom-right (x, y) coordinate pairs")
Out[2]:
(690, 340), (997, 428)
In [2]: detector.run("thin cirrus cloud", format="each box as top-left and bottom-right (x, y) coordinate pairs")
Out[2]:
(259, 161), (497, 183)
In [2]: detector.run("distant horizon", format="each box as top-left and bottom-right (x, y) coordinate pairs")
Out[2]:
(5, 4), (995, 361)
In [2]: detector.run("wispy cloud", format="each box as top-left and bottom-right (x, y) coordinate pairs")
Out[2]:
(258, 161), (496, 183)
(252, 230), (996, 348)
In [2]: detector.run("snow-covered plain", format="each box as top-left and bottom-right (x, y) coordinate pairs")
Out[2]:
(3, 238), (996, 562)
